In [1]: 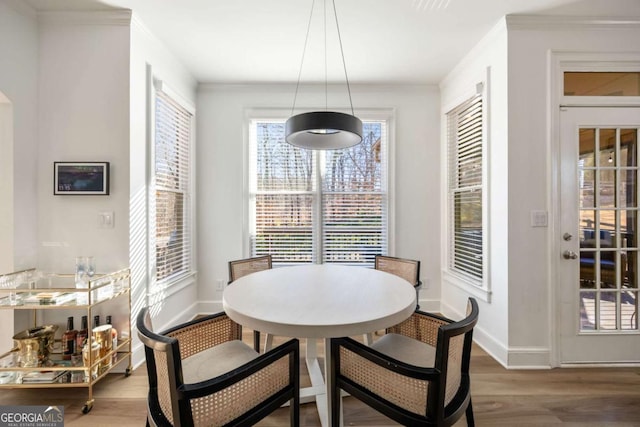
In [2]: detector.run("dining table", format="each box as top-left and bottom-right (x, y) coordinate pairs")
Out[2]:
(222, 263), (416, 427)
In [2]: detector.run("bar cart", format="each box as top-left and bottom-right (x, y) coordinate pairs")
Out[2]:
(0, 268), (132, 414)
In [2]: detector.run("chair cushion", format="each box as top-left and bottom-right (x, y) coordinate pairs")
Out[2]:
(370, 333), (436, 368)
(182, 340), (259, 383)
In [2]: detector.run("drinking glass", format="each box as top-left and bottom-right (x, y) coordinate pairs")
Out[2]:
(75, 257), (87, 283)
(8, 291), (18, 306)
(75, 257), (88, 305)
(86, 256), (95, 278)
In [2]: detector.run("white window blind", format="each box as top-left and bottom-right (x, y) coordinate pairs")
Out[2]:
(447, 94), (484, 282)
(249, 119), (387, 266)
(154, 90), (193, 284)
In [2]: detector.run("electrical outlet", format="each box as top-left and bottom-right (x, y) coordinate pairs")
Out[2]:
(216, 279), (225, 291)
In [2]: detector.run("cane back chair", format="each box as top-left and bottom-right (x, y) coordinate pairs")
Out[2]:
(228, 255), (272, 351)
(137, 307), (299, 427)
(331, 298), (479, 426)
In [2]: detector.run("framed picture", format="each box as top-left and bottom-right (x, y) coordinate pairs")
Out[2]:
(54, 162), (110, 195)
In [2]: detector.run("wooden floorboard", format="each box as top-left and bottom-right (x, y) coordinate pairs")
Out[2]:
(1, 330), (639, 426)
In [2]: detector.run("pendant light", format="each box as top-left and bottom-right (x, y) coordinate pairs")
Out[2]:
(286, 0), (363, 150)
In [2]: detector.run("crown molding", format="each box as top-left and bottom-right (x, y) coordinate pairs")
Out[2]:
(506, 14), (640, 30)
(38, 9), (132, 26)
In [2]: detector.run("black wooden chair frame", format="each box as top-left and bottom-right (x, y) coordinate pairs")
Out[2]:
(330, 298), (478, 427)
(138, 309), (300, 427)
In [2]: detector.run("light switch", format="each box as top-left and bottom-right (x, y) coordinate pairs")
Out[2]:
(530, 210), (548, 227)
(98, 211), (115, 228)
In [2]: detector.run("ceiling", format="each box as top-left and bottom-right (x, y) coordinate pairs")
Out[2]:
(23, 0), (640, 85)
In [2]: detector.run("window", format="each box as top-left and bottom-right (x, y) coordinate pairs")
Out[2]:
(249, 118), (388, 266)
(447, 93), (484, 283)
(153, 88), (194, 285)
(564, 72), (640, 96)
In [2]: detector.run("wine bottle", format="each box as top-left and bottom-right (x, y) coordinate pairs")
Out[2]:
(62, 317), (77, 360)
(76, 315), (88, 352)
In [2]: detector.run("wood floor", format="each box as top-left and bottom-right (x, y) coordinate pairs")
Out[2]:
(1, 331), (639, 426)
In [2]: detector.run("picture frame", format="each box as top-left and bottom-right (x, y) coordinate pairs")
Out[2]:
(54, 162), (110, 195)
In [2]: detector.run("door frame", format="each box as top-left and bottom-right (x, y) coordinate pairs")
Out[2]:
(549, 51), (640, 367)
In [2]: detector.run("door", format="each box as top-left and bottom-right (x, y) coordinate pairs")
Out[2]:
(559, 107), (640, 364)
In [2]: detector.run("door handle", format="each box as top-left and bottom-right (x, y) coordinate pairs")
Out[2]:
(563, 250), (578, 260)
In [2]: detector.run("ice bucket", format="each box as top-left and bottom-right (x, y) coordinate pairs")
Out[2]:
(12, 325), (59, 367)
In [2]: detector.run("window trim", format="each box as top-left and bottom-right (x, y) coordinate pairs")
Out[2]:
(244, 108), (396, 264)
(443, 79), (491, 302)
(148, 77), (197, 294)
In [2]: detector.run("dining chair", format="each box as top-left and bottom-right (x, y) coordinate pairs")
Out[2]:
(228, 255), (272, 351)
(331, 297), (479, 427)
(375, 255), (422, 309)
(364, 255), (422, 345)
(137, 307), (300, 427)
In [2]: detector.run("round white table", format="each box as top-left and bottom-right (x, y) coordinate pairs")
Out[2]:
(222, 264), (416, 427)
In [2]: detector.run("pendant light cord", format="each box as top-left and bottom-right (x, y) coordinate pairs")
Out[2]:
(332, 0), (355, 116)
(291, 0), (316, 117)
(291, 0), (356, 117)
(324, 0), (327, 111)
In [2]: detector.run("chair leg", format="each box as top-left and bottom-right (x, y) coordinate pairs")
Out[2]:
(331, 386), (341, 426)
(466, 398), (475, 427)
(290, 396), (299, 427)
(363, 332), (374, 346)
(264, 333), (274, 352)
(253, 330), (261, 352)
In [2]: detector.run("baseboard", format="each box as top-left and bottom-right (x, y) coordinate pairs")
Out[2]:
(416, 298), (440, 313)
(195, 300), (223, 316)
(440, 300), (551, 369)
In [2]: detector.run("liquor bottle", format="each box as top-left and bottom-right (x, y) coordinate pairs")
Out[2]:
(76, 315), (88, 352)
(106, 315), (118, 363)
(62, 317), (77, 360)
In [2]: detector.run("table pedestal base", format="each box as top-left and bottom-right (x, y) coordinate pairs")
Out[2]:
(302, 338), (342, 427)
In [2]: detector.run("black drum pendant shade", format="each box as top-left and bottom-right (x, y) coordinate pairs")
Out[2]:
(286, 0), (362, 150)
(285, 111), (362, 150)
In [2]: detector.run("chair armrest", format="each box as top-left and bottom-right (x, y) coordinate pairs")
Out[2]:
(386, 310), (450, 347)
(164, 312), (242, 359)
(332, 337), (437, 380)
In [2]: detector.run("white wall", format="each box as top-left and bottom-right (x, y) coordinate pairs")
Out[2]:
(506, 16), (640, 367)
(0, 0), (39, 349)
(30, 10), (132, 349)
(440, 20), (511, 364)
(440, 11), (640, 368)
(196, 83), (440, 312)
(0, 7), (198, 365)
(129, 16), (198, 350)
(36, 11), (131, 273)
(0, 1), (39, 271)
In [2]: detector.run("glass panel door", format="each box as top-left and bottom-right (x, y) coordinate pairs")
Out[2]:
(578, 127), (638, 331)
(560, 107), (640, 364)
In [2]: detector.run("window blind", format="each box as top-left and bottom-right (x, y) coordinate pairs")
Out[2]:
(322, 122), (387, 265)
(250, 119), (387, 266)
(154, 90), (192, 284)
(448, 95), (483, 281)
